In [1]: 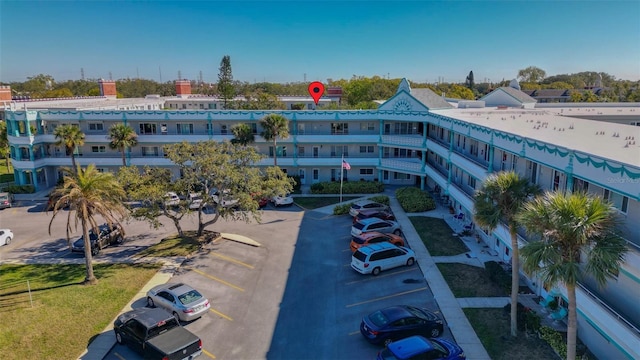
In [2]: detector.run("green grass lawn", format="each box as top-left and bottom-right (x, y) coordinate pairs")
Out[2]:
(409, 216), (469, 256)
(0, 263), (161, 360)
(135, 230), (219, 258)
(437, 263), (507, 297)
(294, 196), (361, 209)
(464, 308), (559, 360)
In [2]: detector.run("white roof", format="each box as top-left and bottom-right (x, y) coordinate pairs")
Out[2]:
(431, 107), (640, 166)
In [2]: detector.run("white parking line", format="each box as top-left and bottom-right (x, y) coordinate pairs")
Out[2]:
(346, 287), (429, 308)
(344, 267), (419, 285)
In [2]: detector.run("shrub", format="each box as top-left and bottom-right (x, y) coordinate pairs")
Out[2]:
(484, 261), (510, 294)
(310, 181), (384, 194)
(539, 326), (567, 358)
(395, 187), (436, 212)
(288, 175), (302, 193)
(503, 302), (541, 333)
(4, 185), (35, 194)
(333, 203), (353, 215)
(368, 195), (389, 206)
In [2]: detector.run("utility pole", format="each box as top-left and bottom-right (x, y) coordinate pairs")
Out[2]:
(136, 67), (140, 79)
(159, 66), (162, 83)
(178, 70), (182, 80)
(109, 71), (112, 80)
(304, 73), (307, 82)
(80, 68), (85, 80)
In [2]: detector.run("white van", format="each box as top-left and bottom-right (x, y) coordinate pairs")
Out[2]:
(351, 242), (415, 276)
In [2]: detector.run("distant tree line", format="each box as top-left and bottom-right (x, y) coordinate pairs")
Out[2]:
(4, 67), (639, 105)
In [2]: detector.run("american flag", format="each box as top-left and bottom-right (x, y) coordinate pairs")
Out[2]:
(342, 159), (351, 170)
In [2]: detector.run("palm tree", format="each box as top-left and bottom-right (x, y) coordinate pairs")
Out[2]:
(0, 121), (11, 172)
(48, 164), (127, 285)
(473, 171), (540, 337)
(231, 123), (255, 146)
(259, 114), (289, 166)
(108, 124), (138, 166)
(518, 192), (627, 360)
(54, 124), (85, 172)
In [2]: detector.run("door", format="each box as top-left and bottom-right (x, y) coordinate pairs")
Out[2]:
(298, 169), (306, 185)
(382, 170), (390, 184)
(157, 291), (176, 312)
(313, 146), (319, 158)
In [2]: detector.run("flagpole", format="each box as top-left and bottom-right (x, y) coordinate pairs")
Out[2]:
(340, 154), (344, 203)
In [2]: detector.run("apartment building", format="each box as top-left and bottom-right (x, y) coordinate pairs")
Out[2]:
(4, 79), (640, 359)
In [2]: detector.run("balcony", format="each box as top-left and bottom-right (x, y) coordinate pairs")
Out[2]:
(380, 135), (423, 148)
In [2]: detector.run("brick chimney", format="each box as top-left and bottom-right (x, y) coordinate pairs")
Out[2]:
(98, 79), (117, 98)
(176, 80), (192, 98)
(0, 86), (11, 101)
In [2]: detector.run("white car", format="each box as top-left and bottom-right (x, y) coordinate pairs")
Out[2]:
(0, 229), (14, 246)
(349, 200), (389, 216)
(351, 242), (415, 276)
(164, 192), (180, 207)
(188, 193), (206, 210)
(271, 194), (294, 207)
(146, 282), (210, 322)
(212, 193), (239, 208)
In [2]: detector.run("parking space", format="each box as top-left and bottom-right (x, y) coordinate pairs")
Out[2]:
(3, 200), (455, 360)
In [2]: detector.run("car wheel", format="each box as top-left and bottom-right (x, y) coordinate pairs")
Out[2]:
(115, 331), (123, 344)
(406, 258), (415, 266)
(372, 267), (381, 276)
(147, 297), (155, 308)
(430, 327), (441, 337)
(5, 237), (10, 245)
(173, 311), (180, 322)
(115, 235), (124, 245)
(91, 246), (99, 256)
(393, 229), (402, 236)
(384, 338), (393, 346)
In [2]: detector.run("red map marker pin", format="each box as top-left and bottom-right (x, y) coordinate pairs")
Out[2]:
(308, 81), (325, 105)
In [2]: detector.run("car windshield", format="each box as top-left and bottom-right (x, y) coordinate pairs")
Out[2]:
(352, 236), (366, 244)
(353, 222), (365, 230)
(368, 310), (390, 327)
(428, 339), (448, 354)
(351, 203), (362, 209)
(178, 290), (203, 305)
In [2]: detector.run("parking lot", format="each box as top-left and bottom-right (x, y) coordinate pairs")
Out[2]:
(1, 200), (455, 360)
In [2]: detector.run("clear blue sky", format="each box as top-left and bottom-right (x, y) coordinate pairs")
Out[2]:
(1, 0), (639, 84)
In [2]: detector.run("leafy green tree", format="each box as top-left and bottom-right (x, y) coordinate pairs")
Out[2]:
(260, 114), (289, 166)
(0, 121), (10, 172)
(473, 171), (541, 337)
(48, 165), (127, 285)
(518, 192), (627, 360)
(164, 141), (294, 236)
(569, 91), (583, 102)
(545, 81), (574, 90)
(231, 123), (255, 145)
(518, 66), (547, 83)
(218, 55), (235, 108)
(108, 124), (138, 166)
(54, 124), (85, 172)
(582, 90), (598, 102)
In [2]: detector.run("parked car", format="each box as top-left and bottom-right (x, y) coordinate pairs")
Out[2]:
(114, 307), (202, 360)
(0, 229), (13, 246)
(377, 335), (465, 360)
(164, 192), (181, 207)
(271, 194), (294, 207)
(361, 305), (444, 346)
(71, 223), (125, 256)
(351, 242), (415, 276)
(350, 232), (404, 253)
(188, 193), (206, 210)
(349, 200), (389, 216)
(211, 190), (239, 208)
(258, 197), (268, 208)
(351, 218), (402, 238)
(0, 192), (14, 209)
(353, 209), (395, 224)
(147, 283), (210, 322)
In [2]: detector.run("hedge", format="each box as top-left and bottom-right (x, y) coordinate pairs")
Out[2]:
(3, 185), (35, 194)
(310, 181), (384, 194)
(395, 187), (436, 212)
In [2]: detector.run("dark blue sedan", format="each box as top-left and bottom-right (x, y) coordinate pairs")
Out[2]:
(360, 305), (444, 346)
(377, 335), (466, 360)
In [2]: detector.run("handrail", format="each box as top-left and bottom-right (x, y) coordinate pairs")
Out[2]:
(577, 282), (640, 335)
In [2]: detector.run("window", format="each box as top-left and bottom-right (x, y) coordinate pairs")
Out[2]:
(360, 169), (374, 175)
(297, 123), (305, 135)
(467, 176), (476, 189)
(139, 123), (157, 135)
(91, 146), (106, 153)
(142, 146), (159, 157)
(360, 146), (374, 153)
(298, 146), (305, 157)
(313, 169), (319, 180)
(331, 123), (348, 135)
(221, 125), (228, 135)
(604, 189), (629, 213)
(573, 178), (589, 192)
(269, 146), (287, 157)
(250, 123), (258, 134)
(393, 172), (411, 180)
(330, 146), (348, 157)
(208, 103), (217, 109)
(176, 123), (194, 135)
(88, 123), (103, 131)
(360, 122), (375, 131)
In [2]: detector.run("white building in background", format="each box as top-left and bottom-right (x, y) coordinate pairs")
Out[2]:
(4, 78), (640, 359)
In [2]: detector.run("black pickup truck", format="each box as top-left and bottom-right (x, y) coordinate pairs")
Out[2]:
(114, 307), (202, 360)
